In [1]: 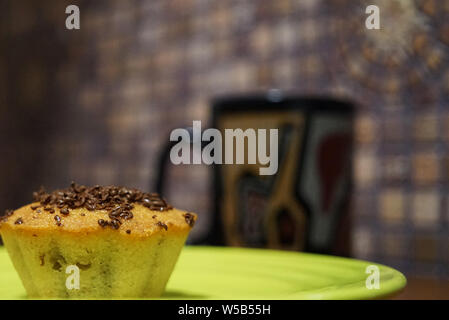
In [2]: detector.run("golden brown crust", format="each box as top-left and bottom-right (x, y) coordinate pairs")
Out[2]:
(0, 203), (196, 238)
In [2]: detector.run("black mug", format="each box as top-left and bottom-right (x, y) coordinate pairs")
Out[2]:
(157, 91), (355, 256)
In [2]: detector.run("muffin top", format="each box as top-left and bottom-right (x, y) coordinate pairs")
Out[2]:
(0, 183), (196, 237)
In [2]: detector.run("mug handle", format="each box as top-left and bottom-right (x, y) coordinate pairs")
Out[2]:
(154, 126), (211, 245)
(155, 126), (210, 194)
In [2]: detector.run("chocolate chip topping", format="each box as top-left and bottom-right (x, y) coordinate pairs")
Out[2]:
(14, 217), (23, 225)
(54, 215), (62, 227)
(156, 221), (168, 231)
(98, 219), (107, 227)
(0, 209), (14, 223)
(31, 182), (174, 230)
(44, 207), (55, 214)
(183, 213), (196, 227)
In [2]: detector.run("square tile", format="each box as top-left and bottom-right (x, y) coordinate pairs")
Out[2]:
(382, 156), (408, 184)
(414, 236), (439, 262)
(275, 21), (298, 52)
(354, 149), (376, 187)
(353, 193), (376, 219)
(298, 54), (322, 78)
(355, 115), (377, 144)
(273, 58), (296, 88)
(298, 18), (322, 44)
(413, 114), (438, 142)
(382, 233), (407, 258)
(412, 152), (440, 185)
(273, 0), (294, 16)
(230, 62), (256, 91)
(382, 117), (403, 142)
(379, 188), (405, 224)
(352, 228), (374, 259)
(444, 114), (449, 142)
(412, 191), (440, 228)
(250, 24), (273, 58)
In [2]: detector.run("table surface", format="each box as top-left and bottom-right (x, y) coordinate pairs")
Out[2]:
(392, 277), (449, 300)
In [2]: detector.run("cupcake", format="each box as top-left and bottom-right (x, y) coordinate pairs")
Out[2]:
(0, 183), (196, 299)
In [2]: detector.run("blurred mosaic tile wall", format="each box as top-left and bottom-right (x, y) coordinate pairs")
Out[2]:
(0, 0), (449, 278)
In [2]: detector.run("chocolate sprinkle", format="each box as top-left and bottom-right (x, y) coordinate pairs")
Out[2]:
(44, 207), (55, 213)
(54, 215), (62, 226)
(156, 221), (168, 231)
(110, 219), (121, 229)
(126, 229), (131, 234)
(183, 213), (196, 227)
(98, 219), (107, 227)
(0, 209), (14, 223)
(14, 217), (23, 225)
(31, 182), (174, 230)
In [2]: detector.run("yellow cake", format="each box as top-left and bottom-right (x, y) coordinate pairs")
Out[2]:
(0, 183), (196, 299)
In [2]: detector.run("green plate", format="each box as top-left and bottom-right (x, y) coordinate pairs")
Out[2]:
(0, 246), (406, 299)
